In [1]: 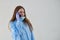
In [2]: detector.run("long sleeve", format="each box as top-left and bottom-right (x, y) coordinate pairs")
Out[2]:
(16, 21), (29, 40)
(9, 22), (21, 40)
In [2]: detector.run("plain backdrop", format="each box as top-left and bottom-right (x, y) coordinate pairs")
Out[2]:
(0, 0), (60, 40)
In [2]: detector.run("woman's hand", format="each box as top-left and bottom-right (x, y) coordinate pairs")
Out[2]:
(16, 12), (20, 21)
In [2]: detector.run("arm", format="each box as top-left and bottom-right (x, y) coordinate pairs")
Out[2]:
(9, 22), (22, 40)
(16, 21), (29, 40)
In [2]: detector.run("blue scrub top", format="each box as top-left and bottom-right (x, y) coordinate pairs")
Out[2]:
(9, 18), (35, 40)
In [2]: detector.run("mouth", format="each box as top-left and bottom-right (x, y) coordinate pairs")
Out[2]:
(19, 14), (24, 17)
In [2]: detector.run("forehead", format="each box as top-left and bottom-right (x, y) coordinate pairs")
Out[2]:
(19, 8), (24, 11)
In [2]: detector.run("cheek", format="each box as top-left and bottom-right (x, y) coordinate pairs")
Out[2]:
(22, 13), (25, 16)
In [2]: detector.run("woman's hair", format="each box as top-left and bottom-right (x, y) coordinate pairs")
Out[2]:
(8, 5), (33, 31)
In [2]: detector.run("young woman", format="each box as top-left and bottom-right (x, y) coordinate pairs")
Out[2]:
(8, 5), (35, 40)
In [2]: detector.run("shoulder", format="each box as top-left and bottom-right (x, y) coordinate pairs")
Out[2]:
(9, 21), (16, 29)
(9, 21), (16, 28)
(9, 21), (14, 25)
(9, 20), (16, 25)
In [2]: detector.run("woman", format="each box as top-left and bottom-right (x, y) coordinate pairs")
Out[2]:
(8, 5), (35, 40)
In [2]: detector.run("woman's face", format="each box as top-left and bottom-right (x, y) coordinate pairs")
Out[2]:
(18, 8), (25, 17)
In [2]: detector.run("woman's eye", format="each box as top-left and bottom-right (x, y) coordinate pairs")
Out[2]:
(20, 11), (24, 13)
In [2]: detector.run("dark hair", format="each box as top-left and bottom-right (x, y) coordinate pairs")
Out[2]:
(8, 5), (33, 32)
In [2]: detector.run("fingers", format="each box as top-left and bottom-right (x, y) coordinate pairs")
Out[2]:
(16, 12), (20, 20)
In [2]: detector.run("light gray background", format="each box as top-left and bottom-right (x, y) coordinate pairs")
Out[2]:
(0, 0), (60, 40)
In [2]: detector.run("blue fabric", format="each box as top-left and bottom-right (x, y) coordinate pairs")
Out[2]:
(9, 18), (35, 40)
